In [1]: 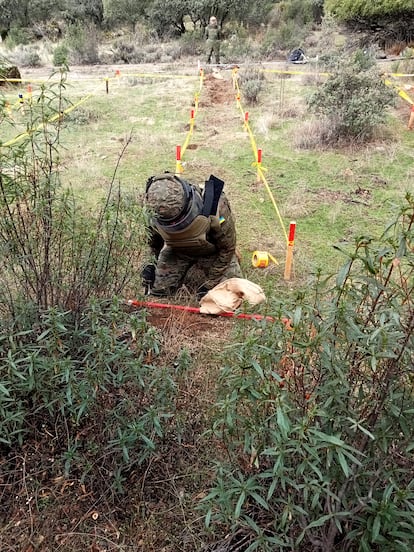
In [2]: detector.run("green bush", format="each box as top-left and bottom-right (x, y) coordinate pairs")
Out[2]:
(5, 27), (31, 47)
(65, 23), (99, 65)
(239, 66), (266, 105)
(0, 296), (180, 493)
(307, 51), (396, 143)
(111, 39), (145, 64)
(0, 72), (146, 318)
(201, 194), (414, 551)
(178, 31), (203, 57)
(241, 79), (263, 105)
(261, 21), (308, 58)
(221, 32), (259, 63)
(391, 47), (414, 75)
(0, 70), (179, 496)
(53, 44), (69, 66)
(281, 0), (320, 25)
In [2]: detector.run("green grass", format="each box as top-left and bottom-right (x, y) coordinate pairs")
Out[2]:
(2, 63), (414, 297)
(2, 57), (414, 552)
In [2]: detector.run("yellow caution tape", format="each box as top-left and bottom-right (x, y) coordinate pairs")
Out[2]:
(2, 93), (93, 147)
(384, 78), (414, 105)
(177, 69), (204, 168)
(232, 71), (289, 244)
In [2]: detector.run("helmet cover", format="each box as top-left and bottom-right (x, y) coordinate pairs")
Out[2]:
(146, 178), (186, 220)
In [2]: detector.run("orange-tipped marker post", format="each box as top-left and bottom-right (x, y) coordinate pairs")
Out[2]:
(284, 221), (296, 281)
(176, 145), (183, 174)
(256, 148), (262, 181)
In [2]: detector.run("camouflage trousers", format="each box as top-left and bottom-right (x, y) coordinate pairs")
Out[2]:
(151, 247), (242, 296)
(206, 39), (220, 64)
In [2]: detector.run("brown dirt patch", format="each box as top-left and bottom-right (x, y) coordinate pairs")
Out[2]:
(309, 187), (372, 205)
(200, 73), (235, 107)
(145, 304), (234, 360)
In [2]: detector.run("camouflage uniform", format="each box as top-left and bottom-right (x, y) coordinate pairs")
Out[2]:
(145, 174), (242, 296)
(205, 17), (221, 64)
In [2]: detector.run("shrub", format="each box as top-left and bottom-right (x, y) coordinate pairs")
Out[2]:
(201, 194), (414, 551)
(65, 23), (99, 65)
(0, 70), (176, 497)
(53, 44), (69, 66)
(0, 297), (178, 494)
(307, 50), (396, 143)
(261, 21), (308, 58)
(0, 69), (146, 318)
(163, 42), (183, 60)
(239, 66), (266, 105)
(111, 39), (145, 64)
(4, 27), (31, 47)
(391, 47), (414, 75)
(5, 45), (42, 68)
(221, 32), (260, 63)
(241, 79), (263, 105)
(179, 31), (203, 57)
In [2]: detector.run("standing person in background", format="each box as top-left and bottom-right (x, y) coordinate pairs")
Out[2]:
(205, 15), (221, 65)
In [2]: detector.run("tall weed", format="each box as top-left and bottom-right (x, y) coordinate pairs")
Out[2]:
(0, 71), (178, 496)
(0, 71), (146, 317)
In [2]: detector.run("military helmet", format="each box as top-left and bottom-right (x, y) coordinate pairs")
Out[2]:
(146, 176), (186, 220)
(145, 173), (204, 231)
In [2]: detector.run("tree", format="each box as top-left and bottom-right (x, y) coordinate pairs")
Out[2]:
(146, 0), (189, 36)
(325, 0), (414, 48)
(0, 0), (19, 39)
(59, 0), (104, 27)
(325, 0), (414, 20)
(147, 0), (273, 37)
(0, 0), (104, 38)
(103, 0), (149, 31)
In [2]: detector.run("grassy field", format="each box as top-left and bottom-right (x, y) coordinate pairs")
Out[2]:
(3, 59), (413, 300)
(1, 57), (414, 550)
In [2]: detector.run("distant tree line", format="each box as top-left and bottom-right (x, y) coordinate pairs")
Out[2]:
(0, 0), (279, 41)
(325, 0), (414, 49)
(0, 0), (324, 41)
(1, 0), (413, 49)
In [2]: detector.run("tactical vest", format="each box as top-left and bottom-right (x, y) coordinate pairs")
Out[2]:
(206, 25), (220, 41)
(150, 173), (224, 256)
(155, 214), (219, 257)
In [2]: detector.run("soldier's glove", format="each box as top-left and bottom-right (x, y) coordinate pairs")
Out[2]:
(141, 264), (156, 293)
(196, 285), (209, 301)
